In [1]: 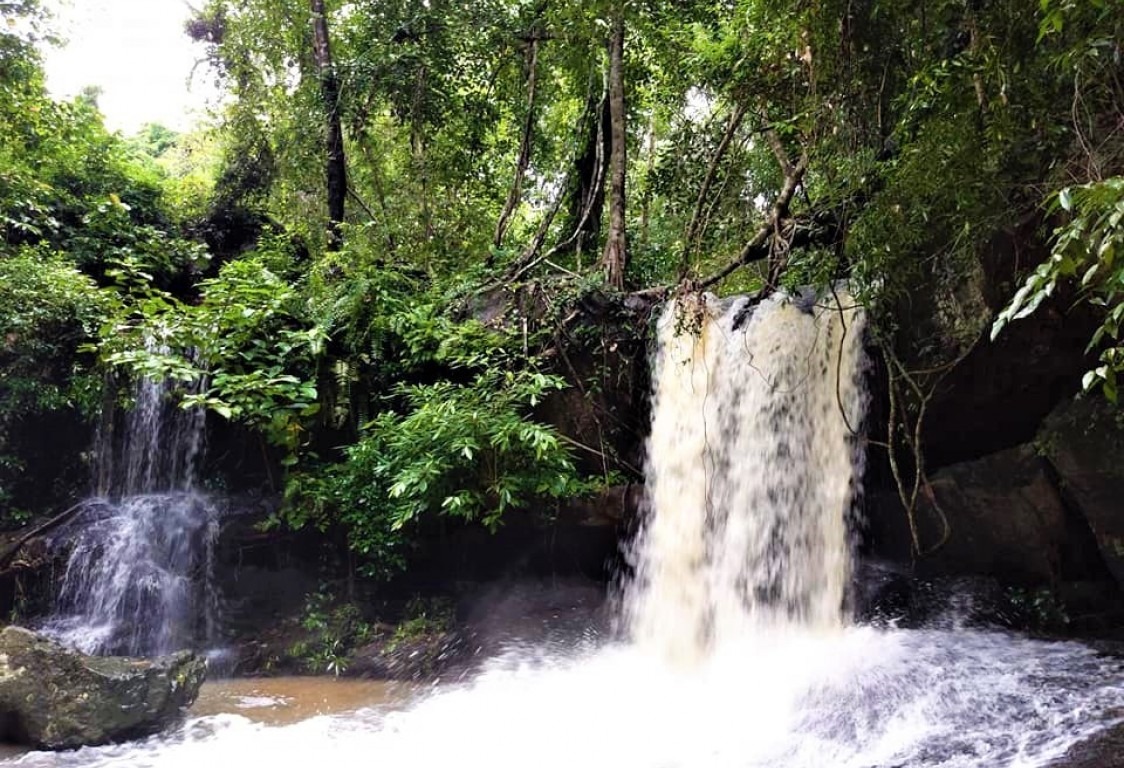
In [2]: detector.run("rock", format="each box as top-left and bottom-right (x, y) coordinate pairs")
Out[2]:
(0, 626), (206, 750)
(919, 300), (1095, 468)
(563, 484), (642, 527)
(889, 218), (1099, 470)
(912, 444), (1076, 584)
(1040, 396), (1124, 592)
(864, 440), (1122, 629)
(1051, 720), (1124, 768)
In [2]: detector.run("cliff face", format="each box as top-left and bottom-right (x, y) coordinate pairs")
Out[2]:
(857, 221), (1123, 631)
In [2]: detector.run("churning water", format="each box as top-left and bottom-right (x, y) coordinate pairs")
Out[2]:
(14, 291), (1124, 767)
(40, 359), (220, 657)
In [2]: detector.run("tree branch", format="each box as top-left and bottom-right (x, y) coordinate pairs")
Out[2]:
(681, 101), (749, 275)
(493, 34), (542, 251)
(0, 500), (92, 573)
(699, 150), (809, 290)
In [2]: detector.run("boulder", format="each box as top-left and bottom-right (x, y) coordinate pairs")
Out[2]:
(1052, 721), (1124, 768)
(886, 217), (1099, 470)
(865, 443), (1108, 586)
(911, 444), (1074, 584)
(0, 626), (206, 750)
(1040, 396), (1124, 592)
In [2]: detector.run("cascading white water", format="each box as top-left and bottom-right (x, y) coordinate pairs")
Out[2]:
(627, 290), (866, 660)
(13, 290), (1124, 768)
(41, 354), (221, 657)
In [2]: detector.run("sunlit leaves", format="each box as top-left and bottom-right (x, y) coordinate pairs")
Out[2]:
(99, 246), (325, 453)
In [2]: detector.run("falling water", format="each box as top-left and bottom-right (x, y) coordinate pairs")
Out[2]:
(41, 355), (221, 657)
(627, 290), (866, 659)
(13, 291), (1124, 768)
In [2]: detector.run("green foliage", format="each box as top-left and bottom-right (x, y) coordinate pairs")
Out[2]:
(288, 589), (373, 676)
(285, 290), (599, 576)
(0, 249), (107, 513)
(349, 370), (581, 526)
(8, 0), (1124, 579)
(99, 244), (324, 454)
(383, 596), (453, 655)
(1004, 586), (1070, 631)
(0, 249), (107, 415)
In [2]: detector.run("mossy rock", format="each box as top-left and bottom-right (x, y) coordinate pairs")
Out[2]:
(0, 626), (206, 750)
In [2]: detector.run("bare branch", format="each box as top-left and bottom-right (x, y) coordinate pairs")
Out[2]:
(493, 35), (542, 250)
(761, 124), (794, 177)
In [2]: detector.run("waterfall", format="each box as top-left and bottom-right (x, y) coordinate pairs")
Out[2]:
(18, 291), (1124, 768)
(42, 355), (221, 657)
(625, 288), (867, 661)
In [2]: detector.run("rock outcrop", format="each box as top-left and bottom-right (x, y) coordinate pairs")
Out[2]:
(912, 445), (1077, 584)
(1040, 396), (1124, 592)
(864, 417), (1123, 630)
(0, 627), (206, 750)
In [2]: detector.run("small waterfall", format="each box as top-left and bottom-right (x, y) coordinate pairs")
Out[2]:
(94, 362), (207, 498)
(43, 354), (221, 657)
(626, 288), (867, 661)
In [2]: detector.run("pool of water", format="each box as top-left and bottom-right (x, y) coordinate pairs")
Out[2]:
(4, 626), (1122, 768)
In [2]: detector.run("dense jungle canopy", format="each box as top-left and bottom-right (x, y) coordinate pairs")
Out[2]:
(1, 0), (1122, 575)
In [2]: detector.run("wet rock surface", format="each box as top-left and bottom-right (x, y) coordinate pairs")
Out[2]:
(913, 444), (1077, 584)
(1041, 396), (1124, 593)
(863, 437), (1123, 631)
(0, 626), (206, 750)
(1052, 719), (1124, 768)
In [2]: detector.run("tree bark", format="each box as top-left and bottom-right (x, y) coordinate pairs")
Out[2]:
(561, 91), (609, 266)
(699, 149), (809, 290)
(600, 8), (627, 290)
(639, 110), (656, 252)
(310, 0), (346, 250)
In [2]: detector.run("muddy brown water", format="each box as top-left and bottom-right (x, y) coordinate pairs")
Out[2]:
(0, 676), (411, 761)
(188, 676), (411, 725)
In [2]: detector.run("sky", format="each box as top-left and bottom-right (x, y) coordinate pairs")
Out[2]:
(41, 0), (218, 134)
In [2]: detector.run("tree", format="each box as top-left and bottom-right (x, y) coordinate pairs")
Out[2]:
(600, 4), (627, 289)
(309, 0), (346, 250)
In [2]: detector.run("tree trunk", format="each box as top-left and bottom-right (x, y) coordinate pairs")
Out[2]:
(600, 8), (627, 290)
(310, 0), (346, 250)
(639, 111), (656, 252)
(562, 91), (609, 267)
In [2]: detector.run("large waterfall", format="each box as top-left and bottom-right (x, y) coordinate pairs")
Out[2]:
(627, 290), (866, 660)
(41, 364), (221, 657)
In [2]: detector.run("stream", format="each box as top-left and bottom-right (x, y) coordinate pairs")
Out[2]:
(4, 628), (1123, 768)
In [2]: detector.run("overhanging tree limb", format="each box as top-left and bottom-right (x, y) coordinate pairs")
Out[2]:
(681, 101), (749, 276)
(0, 500), (91, 574)
(699, 150), (809, 290)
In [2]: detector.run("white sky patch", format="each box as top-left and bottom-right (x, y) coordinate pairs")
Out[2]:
(41, 0), (218, 134)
